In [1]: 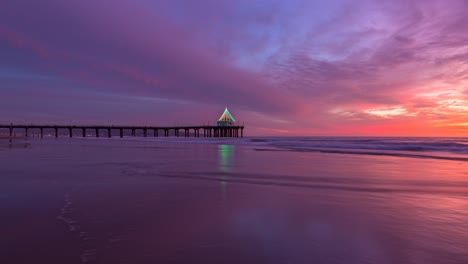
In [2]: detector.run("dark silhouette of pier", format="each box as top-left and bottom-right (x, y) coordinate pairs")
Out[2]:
(0, 124), (244, 138)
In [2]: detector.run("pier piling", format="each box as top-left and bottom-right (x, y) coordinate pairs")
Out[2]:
(0, 124), (244, 139)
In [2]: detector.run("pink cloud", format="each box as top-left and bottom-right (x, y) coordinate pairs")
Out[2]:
(0, 0), (467, 135)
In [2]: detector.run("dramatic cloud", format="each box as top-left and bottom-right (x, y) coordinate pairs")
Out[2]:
(0, 0), (467, 135)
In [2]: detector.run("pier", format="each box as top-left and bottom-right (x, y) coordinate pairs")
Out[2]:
(0, 124), (244, 138)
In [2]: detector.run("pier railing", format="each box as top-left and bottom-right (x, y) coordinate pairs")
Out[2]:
(0, 124), (244, 138)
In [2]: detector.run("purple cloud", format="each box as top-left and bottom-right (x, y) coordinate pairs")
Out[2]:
(0, 0), (467, 135)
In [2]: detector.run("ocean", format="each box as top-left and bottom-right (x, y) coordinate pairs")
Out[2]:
(1, 136), (467, 263)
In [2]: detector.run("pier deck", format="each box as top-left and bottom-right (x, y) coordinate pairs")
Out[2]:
(0, 124), (244, 138)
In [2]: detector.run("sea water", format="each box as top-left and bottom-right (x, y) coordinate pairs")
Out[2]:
(0, 137), (467, 263)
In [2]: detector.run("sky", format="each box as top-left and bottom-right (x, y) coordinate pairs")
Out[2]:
(0, 0), (467, 136)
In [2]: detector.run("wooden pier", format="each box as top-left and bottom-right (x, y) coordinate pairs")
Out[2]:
(0, 124), (244, 138)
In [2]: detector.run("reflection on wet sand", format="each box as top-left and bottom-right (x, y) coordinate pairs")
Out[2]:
(218, 144), (235, 194)
(0, 137), (31, 150)
(0, 139), (467, 263)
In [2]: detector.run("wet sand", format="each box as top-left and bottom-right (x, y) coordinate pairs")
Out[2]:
(1, 138), (467, 263)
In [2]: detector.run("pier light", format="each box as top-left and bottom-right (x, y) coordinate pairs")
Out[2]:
(217, 108), (236, 127)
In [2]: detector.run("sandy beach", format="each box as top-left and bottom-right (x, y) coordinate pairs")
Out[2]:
(1, 138), (467, 264)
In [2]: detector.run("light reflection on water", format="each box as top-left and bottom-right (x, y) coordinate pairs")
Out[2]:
(218, 144), (235, 194)
(218, 144), (235, 173)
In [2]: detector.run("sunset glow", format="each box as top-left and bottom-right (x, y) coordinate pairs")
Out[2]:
(0, 0), (467, 136)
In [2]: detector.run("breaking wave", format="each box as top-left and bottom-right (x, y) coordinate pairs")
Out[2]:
(248, 137), (468, 161)
(99, 136), (468, 161)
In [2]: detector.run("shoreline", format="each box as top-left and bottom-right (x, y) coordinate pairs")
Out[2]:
(2, 136), (467, 163)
